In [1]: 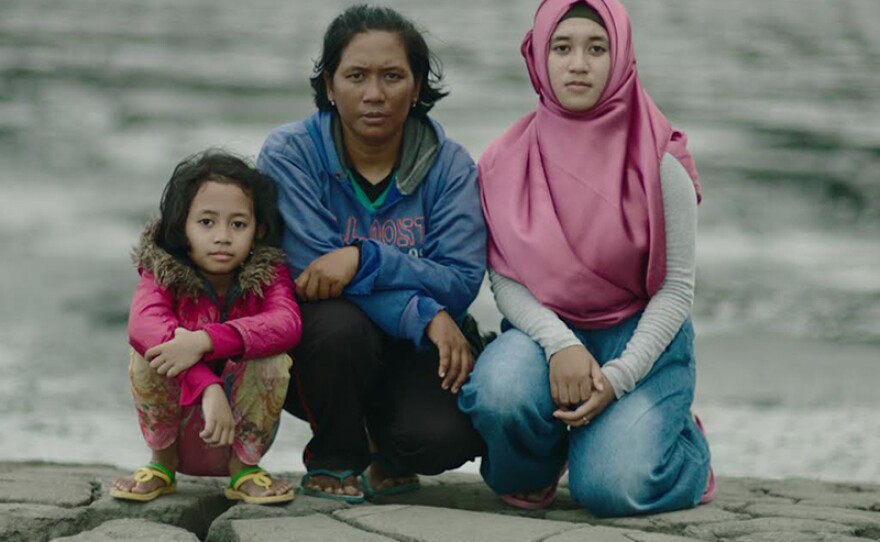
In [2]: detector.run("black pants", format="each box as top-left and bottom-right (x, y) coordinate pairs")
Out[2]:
(284, 298), (484, 475)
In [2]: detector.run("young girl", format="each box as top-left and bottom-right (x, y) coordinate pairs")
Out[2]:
(111, 150), (301, 504)
(459, 0), (713, 517)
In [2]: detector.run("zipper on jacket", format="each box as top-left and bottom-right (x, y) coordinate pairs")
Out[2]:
(219, 281), (242, 323)
(199, 274), (243, 376)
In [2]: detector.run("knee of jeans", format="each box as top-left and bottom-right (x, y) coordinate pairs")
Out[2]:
(474, 385), (552, 426)
(569, 461), (655, 517)
(459, 332), (549, 423)
(569, 421), (674, 517)
(459, 374), (546, 429)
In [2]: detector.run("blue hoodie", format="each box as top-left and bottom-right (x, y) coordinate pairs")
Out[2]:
(257, 111), (486, 347)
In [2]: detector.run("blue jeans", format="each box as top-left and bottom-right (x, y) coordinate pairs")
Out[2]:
(458, 314), (711, 517)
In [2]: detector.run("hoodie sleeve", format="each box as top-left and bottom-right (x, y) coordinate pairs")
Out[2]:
(258, 143), (451, 347)
(346, 289), (444, 348)
(257, 147), (344, 277)
(347, 148), (487, 318)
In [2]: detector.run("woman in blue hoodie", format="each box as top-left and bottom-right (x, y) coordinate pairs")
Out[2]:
(257, 5), (486, 503)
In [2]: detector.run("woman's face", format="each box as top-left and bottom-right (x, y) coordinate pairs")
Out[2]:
(325, 31), (421, 147)
(547, 17), (611, 112)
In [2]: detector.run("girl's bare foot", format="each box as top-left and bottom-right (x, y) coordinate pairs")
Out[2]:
(228, 456), (292, 498)
(112, 445), (178, 498)
(112, 471), (169, 496)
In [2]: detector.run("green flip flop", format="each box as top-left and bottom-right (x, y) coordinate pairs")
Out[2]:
(360, 453), (421, 498)
(109, 463), (177, 502)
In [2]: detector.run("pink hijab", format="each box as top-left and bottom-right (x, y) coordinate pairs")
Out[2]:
(480, 0), (701, 329)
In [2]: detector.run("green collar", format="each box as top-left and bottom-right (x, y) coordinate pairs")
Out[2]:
(348, 169), (395, 213)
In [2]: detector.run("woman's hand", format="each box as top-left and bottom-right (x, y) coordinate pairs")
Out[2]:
(200, 384), (235, 447)
(553, 356), (616, 428)
(548, 345), (597, 407)
(426, 311), (474, 394)
(295, 246), (360, 301)
(146, 328), (212, 377)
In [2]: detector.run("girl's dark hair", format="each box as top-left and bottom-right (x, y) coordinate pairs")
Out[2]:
(156, 149), (282, 258)
(310, 4), (448, 117)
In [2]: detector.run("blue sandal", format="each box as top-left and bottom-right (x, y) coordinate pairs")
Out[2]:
(299, 469), (365, 504)
(360, 454), (421, 498)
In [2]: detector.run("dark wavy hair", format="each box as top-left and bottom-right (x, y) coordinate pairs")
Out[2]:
(156, 149), (281, 259)
(310, 4), (448, 118)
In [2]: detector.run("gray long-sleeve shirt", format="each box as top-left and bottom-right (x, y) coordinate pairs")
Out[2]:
(488, 153), (698, 398)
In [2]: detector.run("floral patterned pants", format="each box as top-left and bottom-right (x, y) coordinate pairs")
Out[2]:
(129, 350), (292, 476)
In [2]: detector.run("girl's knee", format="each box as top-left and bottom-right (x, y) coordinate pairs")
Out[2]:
(238, 353), (292, 382)
(258, 353), (293, 377)
(569, 464), (654, 517)
(459, 330), (550, 421)
(129, 350), (158, 383)
(568, 430), (705, 517)
(232, 354), (293, 418)
(459, 376), (548, 429)
(129, 349), (179, 400)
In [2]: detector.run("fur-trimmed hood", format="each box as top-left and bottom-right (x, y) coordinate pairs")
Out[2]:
(132, 218), (287, 299)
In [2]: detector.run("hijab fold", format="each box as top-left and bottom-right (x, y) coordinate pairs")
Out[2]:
(480, 0), (701, 328)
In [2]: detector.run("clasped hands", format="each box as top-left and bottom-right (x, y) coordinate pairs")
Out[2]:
(549, 345), (616, 428)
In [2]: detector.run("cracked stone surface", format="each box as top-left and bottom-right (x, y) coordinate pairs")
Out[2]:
(229, 515), (395, 542)
(334, 505), (575, 541)
(51, 518), (199, 541)
(0, 503), (87, 542)
(0, 463), (878, 542)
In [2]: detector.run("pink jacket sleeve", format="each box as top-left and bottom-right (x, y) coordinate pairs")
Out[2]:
(202, 324), (246, 361)
(128, 270), (178, 356)
(128, 270), (222, 406)
(178, 363), (222, 406)
(223, 264), (302, 360)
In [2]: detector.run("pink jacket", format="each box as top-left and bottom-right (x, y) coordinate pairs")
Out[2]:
(128, 220), (301, 405)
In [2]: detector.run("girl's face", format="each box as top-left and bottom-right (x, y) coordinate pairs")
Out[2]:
(325, 31), (421, 147)
(184, 180), (256, 293)
(547, 17), (611, 113)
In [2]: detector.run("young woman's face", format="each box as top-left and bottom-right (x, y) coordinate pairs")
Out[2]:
(325, 31), (421, 147)
(184, 180), (256, 292)
(547, 17), (611, 113)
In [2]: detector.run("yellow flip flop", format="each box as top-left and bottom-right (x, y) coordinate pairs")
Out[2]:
(225, 466), (294, 505)
(110, 463), (177, 502)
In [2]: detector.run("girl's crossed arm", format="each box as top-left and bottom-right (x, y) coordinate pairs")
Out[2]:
(128, 270), (221, 405)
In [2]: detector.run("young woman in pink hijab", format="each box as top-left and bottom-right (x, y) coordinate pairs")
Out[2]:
(458, 0), (714, 516)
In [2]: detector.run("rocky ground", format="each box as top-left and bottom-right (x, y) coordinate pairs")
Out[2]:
(1, 462), (879, 541)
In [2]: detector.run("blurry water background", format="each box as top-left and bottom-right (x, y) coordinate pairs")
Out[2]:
(2, 0), (879, 483)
